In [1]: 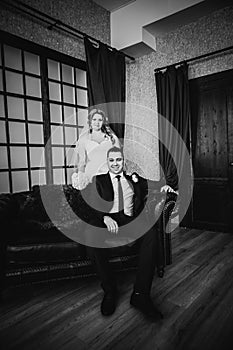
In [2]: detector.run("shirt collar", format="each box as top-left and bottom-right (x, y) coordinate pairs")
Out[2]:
(109, 171), (124, 181)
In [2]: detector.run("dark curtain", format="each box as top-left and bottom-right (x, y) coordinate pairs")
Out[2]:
(84, 37), (126, 140)
(155, 64), (192, 226)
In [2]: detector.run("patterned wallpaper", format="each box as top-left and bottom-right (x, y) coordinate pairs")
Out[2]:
(0, 0), (110, 60)
(125, 5), (233, 180)
(1, 1), (233, 181)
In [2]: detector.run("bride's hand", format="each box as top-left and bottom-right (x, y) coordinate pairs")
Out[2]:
(71, 173), (79, 188)
(72, 171), (89, 190)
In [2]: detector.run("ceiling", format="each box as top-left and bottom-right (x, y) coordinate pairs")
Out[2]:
(92, 0), (232, 57)
(92, 0), (136, 12)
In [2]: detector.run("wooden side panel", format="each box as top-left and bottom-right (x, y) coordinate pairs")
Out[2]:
(194, 89), (228, 178)
(190, 69), (233, 232)
(193, 179), (229, 231)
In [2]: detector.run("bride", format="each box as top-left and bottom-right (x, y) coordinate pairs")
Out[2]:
(72, 108), (121, 190)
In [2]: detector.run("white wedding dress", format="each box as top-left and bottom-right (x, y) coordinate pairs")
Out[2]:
(72, 134), (119, 190)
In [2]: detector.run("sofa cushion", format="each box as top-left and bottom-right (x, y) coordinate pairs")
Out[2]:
(6, 238), (140, 265)
(6, 241), (87, 264)
(16, 188), (53, 222)
(30, 184), (93, 224)
(0, 193), (19, 220)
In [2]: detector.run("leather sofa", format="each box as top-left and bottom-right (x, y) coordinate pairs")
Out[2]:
(0, 183), (177, 294)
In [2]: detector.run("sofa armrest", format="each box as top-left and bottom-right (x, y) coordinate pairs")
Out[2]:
(145, 190), (177, 277)
(146, 190), (177, 223)
(145, 189), (166, 221)
(160, 193), (177, 265)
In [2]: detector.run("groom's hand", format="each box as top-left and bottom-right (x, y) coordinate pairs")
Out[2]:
(160, 185), (178, 194)
(103, 216), (119, 234)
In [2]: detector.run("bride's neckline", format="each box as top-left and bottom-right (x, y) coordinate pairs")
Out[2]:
(90, 133), (108, 145)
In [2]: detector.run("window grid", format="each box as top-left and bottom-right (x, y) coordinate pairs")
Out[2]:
(0, 34), (88, 193)
(1, 43), (13, 193)
(60, 61), (68, 184)
(1, 45), (45, 192)
(48, 58), (87, 185)
(21, 47), (32, 190)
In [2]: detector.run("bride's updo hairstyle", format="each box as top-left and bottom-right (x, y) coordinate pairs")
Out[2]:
(88, 108), (116, 144)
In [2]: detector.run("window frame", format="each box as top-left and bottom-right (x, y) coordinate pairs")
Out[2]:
(0, 30), (88, 193)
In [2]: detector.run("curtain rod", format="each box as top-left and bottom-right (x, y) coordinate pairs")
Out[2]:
(1, 0), (135, 61)
(154, 44), (233, 73)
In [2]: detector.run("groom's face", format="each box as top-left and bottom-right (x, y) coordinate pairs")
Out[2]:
(107, 151), (124, 175)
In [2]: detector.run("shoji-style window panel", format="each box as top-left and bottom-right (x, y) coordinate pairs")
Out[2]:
(28, 124), (44, 144)
(53, 168), (65, 185)
(0, 96), (4, 117)
(64, 106), (76, 125)
(0, 42), (44, 192)
(62, 64), (74, 84)
(4, 45), (22, 70)
(0, 121), (7, 143)
(0, 32), (87, 192)
(0, 69), (3, 91)
(7, 97), (25, 119)
(50, 103), (62, 123)
(5, 71), (24, 95)
(8, 122), (26, 143)
(27, 100), (43, 122)
(25, 76), (41, 98)
(31, 169), (46, 187)
(12, 170), (29, 193)
(51, 125), (64, 145)
(48, 58), (88, 185)
(0, 146), (8, 169)
(10, 146), (28, 168)
(52, 147), (64, 166)
(63, 85), (75, 104)
(76, 88), (88, 107)
(65, 126), (77, 145)
(30, 147), (45, 168)
(75, 68), (86, 87)
(49, 82), (61, 101)
(77, 108), (88, 128)
(48, 59), (60, 80)
(0, 172), (10, 193)
(24, 51), (40, 75)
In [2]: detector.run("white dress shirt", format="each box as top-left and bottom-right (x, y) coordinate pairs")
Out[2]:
(109, 172), (134, 216)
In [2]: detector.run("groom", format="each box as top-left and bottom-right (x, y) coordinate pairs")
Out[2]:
(85, 146), (177, 321)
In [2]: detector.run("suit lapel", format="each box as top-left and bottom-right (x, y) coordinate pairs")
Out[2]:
(97, 172), (146, 215)
(98, 172), (114, 202)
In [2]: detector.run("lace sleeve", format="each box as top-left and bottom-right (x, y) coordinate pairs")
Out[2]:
(71, 138), (90, 190)
(74, 138), (87, 172)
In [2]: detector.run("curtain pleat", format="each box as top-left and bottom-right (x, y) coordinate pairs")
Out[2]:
(84, 38), (126, 140)
(155, 64), (192, 226)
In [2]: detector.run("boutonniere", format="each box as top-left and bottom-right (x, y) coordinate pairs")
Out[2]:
(131, 173), (139, 183)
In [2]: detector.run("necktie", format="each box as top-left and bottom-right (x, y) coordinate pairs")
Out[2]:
(116, 175), (124, 212)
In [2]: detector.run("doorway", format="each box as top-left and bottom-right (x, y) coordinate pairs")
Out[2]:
(189, 69), (233, 233)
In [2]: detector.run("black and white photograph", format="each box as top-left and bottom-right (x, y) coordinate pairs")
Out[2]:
(0, 0), (233, 349)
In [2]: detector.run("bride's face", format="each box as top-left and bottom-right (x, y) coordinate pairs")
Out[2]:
(91, 113), (104, 131)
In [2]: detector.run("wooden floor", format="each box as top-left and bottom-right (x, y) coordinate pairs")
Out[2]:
(1, 227), (233, 350)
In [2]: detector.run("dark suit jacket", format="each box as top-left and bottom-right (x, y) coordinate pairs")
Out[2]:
(88, 172), (163, 223)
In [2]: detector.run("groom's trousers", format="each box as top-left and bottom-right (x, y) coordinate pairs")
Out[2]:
(85, 211), (158, 295)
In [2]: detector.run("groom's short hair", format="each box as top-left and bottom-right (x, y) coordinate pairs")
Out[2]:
(107, 146), (124, 159)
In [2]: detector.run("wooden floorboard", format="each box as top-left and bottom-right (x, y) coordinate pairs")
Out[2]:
(1, 228), (233, 350)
